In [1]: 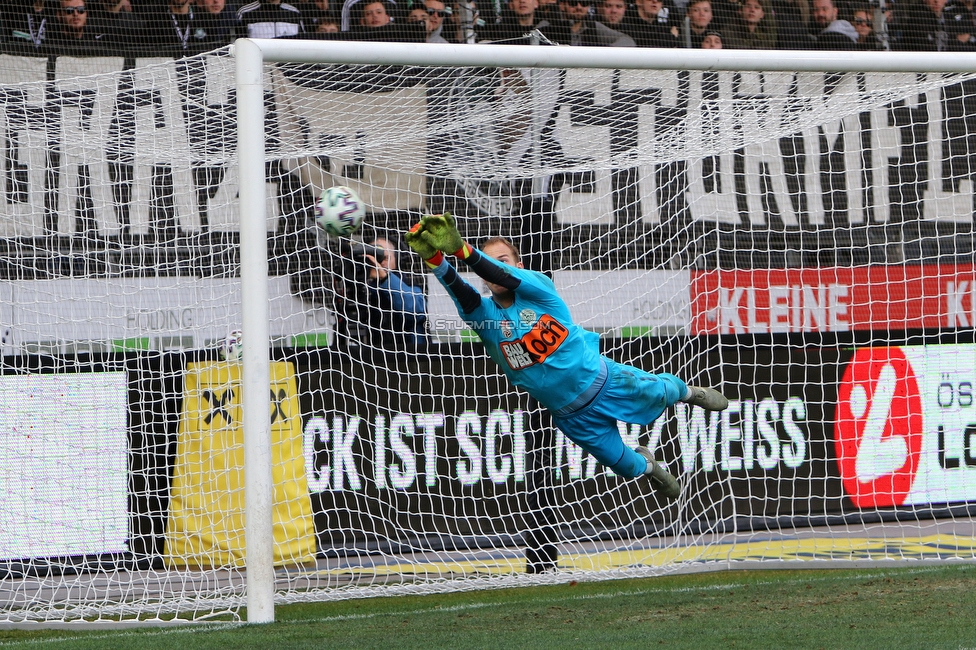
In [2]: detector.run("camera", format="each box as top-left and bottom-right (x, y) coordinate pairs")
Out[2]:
(347, 241), (387, 264)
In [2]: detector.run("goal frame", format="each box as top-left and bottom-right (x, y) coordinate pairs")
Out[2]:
(233, 39), (976, 623)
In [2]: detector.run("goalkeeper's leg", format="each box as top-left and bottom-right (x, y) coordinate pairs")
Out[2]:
(549, 413), (680, 499)
(681, 386), (730, 411)
(549, 365), (679, 497)
(548, 359), (728, 498)
(549, 414), (651, 478)
(636, 446), (680, 499)
(610, 366), (729, 416)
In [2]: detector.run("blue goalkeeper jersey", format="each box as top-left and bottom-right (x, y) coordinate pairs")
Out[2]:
(436, 255), (603, 412)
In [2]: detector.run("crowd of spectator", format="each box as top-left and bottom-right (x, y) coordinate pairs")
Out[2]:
(1, 0), (974, 54)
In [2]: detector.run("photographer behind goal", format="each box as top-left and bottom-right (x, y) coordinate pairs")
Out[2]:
(331, 235), (429, 350)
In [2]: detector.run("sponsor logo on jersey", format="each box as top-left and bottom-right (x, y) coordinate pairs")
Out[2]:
(500, 314), (569, 371)
(834, 347), (924, 508)
(500, 320), (513, 338)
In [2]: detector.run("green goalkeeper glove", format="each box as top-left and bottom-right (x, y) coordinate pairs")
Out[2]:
(405, 221), (441, 266)
(420, 212), (465, 255)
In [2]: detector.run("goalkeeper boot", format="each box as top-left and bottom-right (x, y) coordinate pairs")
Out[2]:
(684, 386), (729, 411)
(636, 446), (680, 500)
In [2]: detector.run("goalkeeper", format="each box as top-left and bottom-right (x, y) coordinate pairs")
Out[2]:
(405, 214), (729, 500)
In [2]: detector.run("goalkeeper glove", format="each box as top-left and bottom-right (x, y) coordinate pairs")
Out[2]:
(420, 212), (468, 257)
(405, 221), (444, 268)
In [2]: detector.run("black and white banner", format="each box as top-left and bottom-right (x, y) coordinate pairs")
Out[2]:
(3, 54), (976, 238)
(0, 53), (245, 237)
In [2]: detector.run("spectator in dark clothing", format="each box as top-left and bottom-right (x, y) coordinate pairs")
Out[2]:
(96, 0), (145, 49)
(145, 0), (223, 53)
(298, 0), (331, 18)
(347, 21), (426, 38)
(299, 0), (339, 30)
(945, 0), (976, 48)
(419, 0), (452, 42)
(359, 0), (392, 25)
(772, 0), (809, 48)
(200, 0), (238, 10)
(197, 0), (241, 45)
(892, 0), (947, 49)
(348, 0), (414, 30)
(783, 0), (809, 30)
(314, 13), (340, 30)
(622, 0), (680, 46)
(238, 0), (305, 37)
(7, 0), (51, 48)
(809, 0), (856, 48)
(344, 0), (426, 39)
(547, 0), (635, 44)
(407, 4), (429, 25)
(686, 0), (718, 46)
(477, 0), (554, 41)
(711, 0), (742, 31)
(340, 0), (406, 31)
(596, 0), (628, 27)
(701, 26), (722, 44)
(724, 0), (777, 47)
(536, 0), (562, 24)
(851, 4), (882, 48)
(48, 0), (107, 49)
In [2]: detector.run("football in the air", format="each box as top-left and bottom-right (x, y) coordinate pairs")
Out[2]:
(220, 329), (243, 362)
(315, 185), (366, 237)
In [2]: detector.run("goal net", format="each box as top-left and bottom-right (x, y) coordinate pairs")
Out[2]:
(2, 42), (976, 623)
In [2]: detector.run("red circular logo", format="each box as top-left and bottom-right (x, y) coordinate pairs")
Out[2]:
(834, 347), (924, 508)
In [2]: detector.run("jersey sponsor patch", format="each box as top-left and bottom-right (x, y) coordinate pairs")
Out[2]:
(500, 340), (535, 370)
(500, 314), (569, 371)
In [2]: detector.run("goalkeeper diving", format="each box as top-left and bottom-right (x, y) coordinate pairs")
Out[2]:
(406, 214), (729, 500)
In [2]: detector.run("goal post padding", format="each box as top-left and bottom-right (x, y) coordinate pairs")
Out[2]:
(2, 43), (976, 624)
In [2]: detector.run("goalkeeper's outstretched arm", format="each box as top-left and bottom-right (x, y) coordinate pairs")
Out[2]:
(432, 259), (481, 315)
(406, 214), (541, 312)
(414, 213), (522, 289)
(404, 218), (482, 315)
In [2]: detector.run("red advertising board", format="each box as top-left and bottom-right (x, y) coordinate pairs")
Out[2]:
(833, 343), (976, 509)
(691, 265), (976, 335)
(834, 347), (924, 508)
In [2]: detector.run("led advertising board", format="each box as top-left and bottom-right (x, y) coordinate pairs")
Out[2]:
(835, 344), (976, 508)
(0, 372), (128, 561)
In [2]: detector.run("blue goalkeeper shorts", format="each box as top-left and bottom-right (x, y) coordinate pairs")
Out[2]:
(550, 357), (687, 479)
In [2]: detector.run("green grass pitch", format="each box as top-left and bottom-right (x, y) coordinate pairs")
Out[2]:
(2, 564), (975, 649)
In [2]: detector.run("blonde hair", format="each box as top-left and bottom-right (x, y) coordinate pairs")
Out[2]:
(482, 237), (521, 261)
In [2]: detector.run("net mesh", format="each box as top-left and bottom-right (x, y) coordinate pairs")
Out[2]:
(2, 47), (976, 623)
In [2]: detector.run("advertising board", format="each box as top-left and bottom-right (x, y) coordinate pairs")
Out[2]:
(836, 344), (976, 508)
(295, 344), (845, 547)
(0, 372), (128, 561)
(6, 340), (973, 566)
(691, 265), (976, 335)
